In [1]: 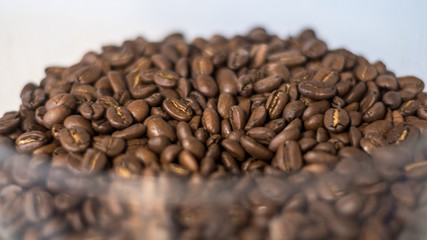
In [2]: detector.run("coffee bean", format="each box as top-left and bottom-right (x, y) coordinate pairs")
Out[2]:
(354, 64), (377, 81)
(240, 135), (273, 160)
(106, 106), (133, 129)
(15, 131), (47, 153)
(154, 69), (179, 88)
(195, 74), (219, 97)
(58, 127), (91, 153)
(304, 150), (338, 165)
(146, 117), (176, 142)
(274, 140), (302, 173)
(246, 127), (276, 145)
(230, 105), (247, 130)
(162, 98), (193, 121)
(265, 90), (289, 119)
(24, 188), (54, 222)
(236, 75), (253, 97)
(397, 76), (424, 94)
(147, 135), (171, 155)
(298, 80), (337, 100)
(323, 108), (350, 133)
(202, 108), (220, 134)
(179, 150), (199, 172)
(362, 102), (385, 123)
(181, 136), (206, 159)
(283, 100), (306, 122)
(302, 39), (327, 58)
(191, 56), (213, 76)
(43, 105), (72, 129)
(221, 139), (246, 161)
(269, 50), (307, 66)
(254, 75), (282, 93)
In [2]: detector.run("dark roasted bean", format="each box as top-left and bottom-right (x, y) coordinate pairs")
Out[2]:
(298, 80), (337, 100)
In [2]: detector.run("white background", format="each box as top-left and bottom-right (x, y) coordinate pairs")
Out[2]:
(0, 0), (426, 114)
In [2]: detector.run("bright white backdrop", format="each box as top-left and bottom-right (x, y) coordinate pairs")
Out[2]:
(0, 0), (426, 114)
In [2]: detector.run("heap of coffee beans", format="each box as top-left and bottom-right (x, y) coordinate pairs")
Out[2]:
(1, 27), (427, 239)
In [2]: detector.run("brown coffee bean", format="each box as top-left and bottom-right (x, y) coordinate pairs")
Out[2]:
(216, 68), (238, 95)
(23, 188), (53, 223)
(344, 81), (366, 104)
(323, 108), (350, 133)
(146, 117), (176, 142)
(269, 50), (307, 66)
(15, 131), (47, 153)
(106, 106), (133, 129)
(43, 105), (72, 129)
(240, 135), (273, 160)
(228, 48), (249, 69)
(302, 39), (327, 58)
(162, 98), (193, 121)
(298, 80), (337, 100)
(283, 100), (306, 122)
(245, 105), (267, 130)
(58, 127), (91, 153)
(254, 75), (282, 93)
(182, 136), (206, 159)
(202, 108), (220, 134)
(178, 150), (199, 172)
(217, 93), (235, 119)
(397, 76), (424, 94)
(362, 102), (385, 123)
(80, 149), (107, 173)
(304, 150), (338, 165)
(236, 75), (254, 97)
(112, 123), (146, 140)
(376, 74), (398, 90)
(274, 140), (302, 173)
(191, 56), (213, 76)
(230, 105), (247, 130)
(265, 90), (289, 119)
(194, 74), (219, 97)
(400, 100), (420, 117)
(154, 69), (179, 87)
(246, 127), (276, 145)
(221, 139), (246, 161)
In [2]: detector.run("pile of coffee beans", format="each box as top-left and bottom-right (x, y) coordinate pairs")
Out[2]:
(1, 27), (427, 239)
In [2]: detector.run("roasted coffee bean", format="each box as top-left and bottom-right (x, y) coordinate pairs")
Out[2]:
(105, 106), (133, 129)
(181, 136), (206, 159)
(43, 105), (72, 129)
(354, 64), (377, 81)
(254, 75), (282, 93)
(221, 139), (246, 161)
(146, 117), (176, 142)
(398, 76), (424, 94)
(216, 68), (238, 95)
(162, 98), (193, 121)
(24, 187), (54, 222)
(178, 150), (199, 172)
(323, 108), (350, 133)
(16, 131), (47, 153)
(195, 74), (219, 97)
(269, 50), (306, 66)
(227, 48), (249, 69)
(217, 93), (235, 119)
(246, 127), (276, 145)
(111, 123), (146, 140)
(245, 105), (267, 130)
(400, 100), (420, 117)
(240, 135), (273, 160)
(202, 108), (220, 134)
(304, 150), (338, 165)
(274, 140), (303, 173)
(363, 102), (385, 123)
(237, 75), (254, 97)
(298, 80), (336, 100)
(58, 127), (91, 153)
(283, 100), (306, 122)
(154, 69), (179, 87)
(302, 39), (327, 58)
(230, 105), (247, 130)
(126, 99), (150, 122)
(191, 56), (213, 76)
(344, 81), (366, 104)
(265, 90), (288, 119)
(21, 88), (45, 110)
